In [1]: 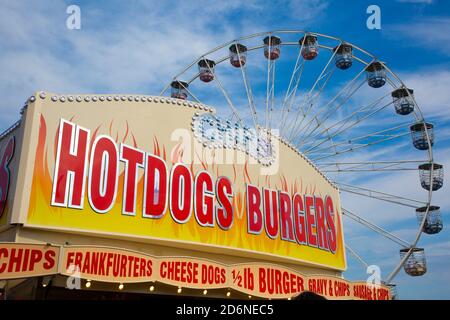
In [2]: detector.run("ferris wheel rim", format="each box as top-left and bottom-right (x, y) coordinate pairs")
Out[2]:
(162, 29), (437, 287)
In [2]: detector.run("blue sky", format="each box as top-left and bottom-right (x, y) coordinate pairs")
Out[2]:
(1, 0), (450, 299)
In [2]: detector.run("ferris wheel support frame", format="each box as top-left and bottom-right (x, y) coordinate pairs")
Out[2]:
(161, 30), (436, 286)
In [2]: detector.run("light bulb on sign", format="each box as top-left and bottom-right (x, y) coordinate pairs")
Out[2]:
(118, 284), (124, 290)
(177, 287), (182, 294)
(203, 290), (208, 295)
(149, 286), (155, 292)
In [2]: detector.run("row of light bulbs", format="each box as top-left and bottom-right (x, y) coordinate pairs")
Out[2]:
(82, 280), (264, 299)
(42, 279), (292, 299)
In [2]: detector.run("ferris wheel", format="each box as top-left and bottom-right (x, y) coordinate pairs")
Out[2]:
(159, 30), (444, 298)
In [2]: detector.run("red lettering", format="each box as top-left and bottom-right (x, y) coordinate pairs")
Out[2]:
(259, 268), (267, 293)
(146, 259), (152, 277)
(305, 195), (318, 247)
(120, 144), (144, 215)
(66, 252), (75, 270)
(169, 164), (192, 223)
(99, 253), (106, 275)
(74, 252), (83, 269)
(143, 154), (168, 218)
(159, 260), (199, 284)
(52, 119), (90, 208)
(120, 255), (127, 277)
(293, 194), (307, 244)
(263, 189), (279, 238)
(0, 248), (8, 273)
(7, 248), (22, 272)
(216, 177), (233, 230)
(194, 171), (214, 226)
(247, 184), (263, 234)
(29, 249), (43, 271)
(88, 136), (119, 213)
(0, 248), (55, 274)
(258, 268), (304, 294)
(82, 252), (91, 274)
(315, 197), (328, 250)
(279, 191), (295, 241)
(22, 249), (30, 272)
(325, 196), (337, 253)
(201, 265), (224, 285)
(91, 252), (99, 274)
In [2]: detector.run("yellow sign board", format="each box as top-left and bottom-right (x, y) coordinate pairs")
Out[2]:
(21, 94), (346, 270)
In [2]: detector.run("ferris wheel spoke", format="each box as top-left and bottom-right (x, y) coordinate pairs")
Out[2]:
(280, 37), (311, 135)
(279, 49), (306, 135)
(345, 244), (369, 269)
(302, 93), (393, 153)
(306, 44), (339, 99)
(285, 70), (335, 142)
(385, 74), (400, 89)
(281, 43), (304, 109)
(160, 83), (171, 96)
(205, 64), (243, 123)
(236, 48), (259, 129)
(338, 183), (427, 208)
(306, 122), (411, 159)
(268, 62), (277, 129)
(265, 49), (276, 130)
(286, 50), (339, 141)
(180, 81), (203, 104)
(295, 78), (366, 147)
(290, 64), (368, 143)
(317, 159), (427, 172)
(304, 124), (409, 156)
(309, 133), (408, 161)
(342, 208), (411, 247)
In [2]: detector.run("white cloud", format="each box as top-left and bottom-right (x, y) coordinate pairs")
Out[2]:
(0, 0), (262, 130)
(0, 0), (332, 132)
(285, 0), (329, 23)
(400, 69), (450, 120)
(387, 17), (450, 56)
